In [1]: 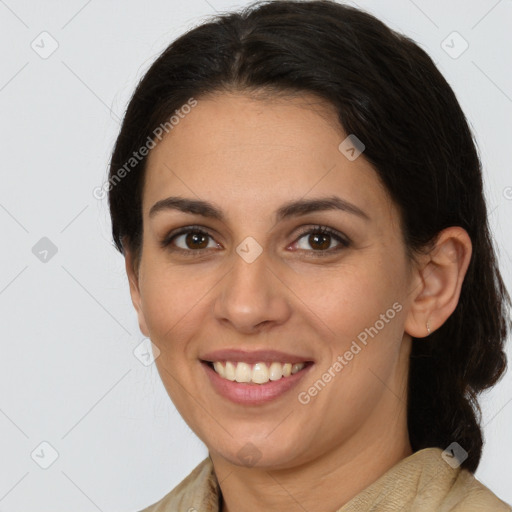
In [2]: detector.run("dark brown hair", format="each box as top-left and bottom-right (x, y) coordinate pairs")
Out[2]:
(107, 0), (510, 472)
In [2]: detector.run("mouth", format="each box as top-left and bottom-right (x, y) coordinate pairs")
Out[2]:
(201, 360), (314, 385)
(199, 349), (315, 404)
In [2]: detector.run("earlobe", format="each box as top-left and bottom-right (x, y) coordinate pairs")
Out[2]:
(404, 227), (472, 339)
(124, 246), (150, 338)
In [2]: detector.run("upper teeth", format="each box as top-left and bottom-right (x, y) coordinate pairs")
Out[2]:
(212, 361), (306, 384)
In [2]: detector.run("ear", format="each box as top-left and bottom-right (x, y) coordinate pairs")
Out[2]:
(124, 244), (150, 338)
(404, 226), (472, 339)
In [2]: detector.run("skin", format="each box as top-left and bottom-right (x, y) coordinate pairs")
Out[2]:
(125, 92), (472, 512)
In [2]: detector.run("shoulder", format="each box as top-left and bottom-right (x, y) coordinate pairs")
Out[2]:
(339, 447), (511, 512)
(408, 448), (511, 512)
(440, 468), (511, 511)
(137, 456), (220, 512)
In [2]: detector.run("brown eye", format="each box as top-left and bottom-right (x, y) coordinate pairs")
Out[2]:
(308, 232), (332, 250)
(182, 231), (210, 249)
(161, 227), (219, 253)
(293, 226), (350, 255)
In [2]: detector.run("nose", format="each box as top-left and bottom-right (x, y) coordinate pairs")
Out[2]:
(212, 248), (292, 334)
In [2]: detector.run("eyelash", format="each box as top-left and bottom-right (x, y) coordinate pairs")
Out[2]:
(160, 224), (351, 258)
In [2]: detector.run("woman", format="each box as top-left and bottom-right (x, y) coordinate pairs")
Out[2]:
(107, 1), (511, 510)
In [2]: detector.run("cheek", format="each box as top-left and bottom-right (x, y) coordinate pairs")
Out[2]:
(138, 258), (212, 348)
(308, 255), (407, 388)
(311, 259), (404, 337)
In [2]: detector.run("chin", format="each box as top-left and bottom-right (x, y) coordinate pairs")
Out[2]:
(210, 436), (307, 470)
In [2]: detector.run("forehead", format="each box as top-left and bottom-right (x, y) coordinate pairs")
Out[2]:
(142, 92), (391, 222)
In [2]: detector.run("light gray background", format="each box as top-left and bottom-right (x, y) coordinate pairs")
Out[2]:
(0, 0), (511, 510)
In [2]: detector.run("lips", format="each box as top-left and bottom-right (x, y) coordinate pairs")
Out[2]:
(199, 348), (315, 404)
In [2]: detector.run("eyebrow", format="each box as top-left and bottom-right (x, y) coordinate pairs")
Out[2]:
(148, 195), (370, 222)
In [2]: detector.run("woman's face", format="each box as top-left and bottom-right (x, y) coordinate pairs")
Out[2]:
(128, 92), (417, 469)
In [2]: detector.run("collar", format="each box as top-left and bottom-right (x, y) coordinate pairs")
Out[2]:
(148, 447), (510, 511)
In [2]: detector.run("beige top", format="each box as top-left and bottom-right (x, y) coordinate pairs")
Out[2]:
(139, 447), (511, 511)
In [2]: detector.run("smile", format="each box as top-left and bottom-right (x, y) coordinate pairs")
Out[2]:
(199, 349), (315, 404)
(208, 360), (307, 384)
